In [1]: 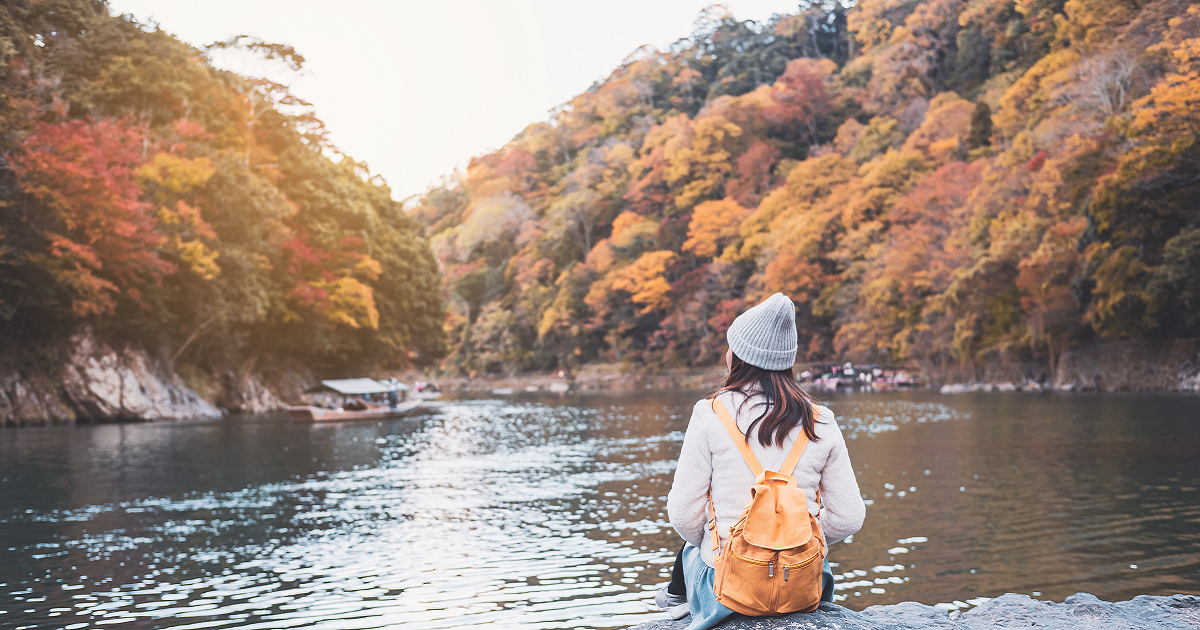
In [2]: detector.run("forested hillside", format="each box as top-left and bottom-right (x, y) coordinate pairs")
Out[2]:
(415, 0), (1200, 378)
(0, 1), (445, 376)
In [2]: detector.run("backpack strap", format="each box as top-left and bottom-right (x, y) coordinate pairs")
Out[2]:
(713, 396), (812, 476)
(710, 398), (764, 476)
(781, 427), (810, 475)
(706, 489), (721, 552)
(785, 434), (823, 511)
(782, 414), (822, 509)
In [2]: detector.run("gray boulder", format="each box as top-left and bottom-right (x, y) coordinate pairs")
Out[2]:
(628, 593), (1200, 629)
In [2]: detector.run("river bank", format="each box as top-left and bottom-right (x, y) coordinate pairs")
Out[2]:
(3, 336), (1197, 426)
(435, 338), (1200, 395)
(0, 330), (301, 426)
(941, 338), (1200, 393)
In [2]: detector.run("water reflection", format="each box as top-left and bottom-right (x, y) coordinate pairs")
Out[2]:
(1, 391), (1197, 629)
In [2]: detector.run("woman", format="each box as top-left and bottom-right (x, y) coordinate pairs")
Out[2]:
(658, 293), (865, 627)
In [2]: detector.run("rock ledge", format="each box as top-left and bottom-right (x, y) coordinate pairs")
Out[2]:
(627, 593), (1200, 629)
(1, 331), (224, 425)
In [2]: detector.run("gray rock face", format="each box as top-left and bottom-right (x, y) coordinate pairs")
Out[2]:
(60, 333), (222, 421)
(1054, 339), (1200, 392)
(218, 370), (284, 414)
(0, 372), (75, 424)
(1, 331), (223, 425)
(937, 338), (1200, 392)
(627, 593), (1200, 630)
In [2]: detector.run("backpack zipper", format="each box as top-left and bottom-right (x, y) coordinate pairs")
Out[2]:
(780, 551), (823, 579)
(730, 549), (821, 570)
(730, 550), (770, 566)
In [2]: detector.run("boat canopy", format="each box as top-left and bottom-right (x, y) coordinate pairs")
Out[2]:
(304, 378), (410, 395)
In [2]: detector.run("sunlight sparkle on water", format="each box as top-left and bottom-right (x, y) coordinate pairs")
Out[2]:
(2, 391), (1198, 629)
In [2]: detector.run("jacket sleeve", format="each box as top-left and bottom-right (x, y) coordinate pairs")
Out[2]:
(817, 411), (865, 544)
(668, 401), (714, 549)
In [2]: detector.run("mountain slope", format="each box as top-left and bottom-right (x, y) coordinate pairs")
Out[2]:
(418, 0), (1200, 377)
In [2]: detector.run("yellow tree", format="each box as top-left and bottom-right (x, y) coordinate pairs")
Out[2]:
(138, 145), (220, 280)
(737, 153), (857, 262)
(610, 251), (677, 315)
(631, 112), (744, 215)
(588, 250), (678, 317)
(682, 199), (752, 259)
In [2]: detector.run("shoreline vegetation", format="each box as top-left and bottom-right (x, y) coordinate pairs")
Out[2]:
(3, 1), (1200, 425)
(443, 336), (1200, 394)
(3, 334), (1196, 427)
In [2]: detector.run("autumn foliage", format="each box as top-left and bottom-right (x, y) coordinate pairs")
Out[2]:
(9, 118), (171, 316)
(0, 2), (444, 370)
(417, 0), (1200, 377)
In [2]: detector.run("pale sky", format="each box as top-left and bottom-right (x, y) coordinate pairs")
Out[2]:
(108, 1), (804, 201)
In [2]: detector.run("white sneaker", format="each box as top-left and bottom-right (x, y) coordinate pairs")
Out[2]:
(654, 587), (690, 620)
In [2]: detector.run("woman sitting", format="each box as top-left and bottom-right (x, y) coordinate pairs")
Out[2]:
(658, 293), (866, 627)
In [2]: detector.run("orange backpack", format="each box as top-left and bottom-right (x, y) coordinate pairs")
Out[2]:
(707, 398), (826, 615)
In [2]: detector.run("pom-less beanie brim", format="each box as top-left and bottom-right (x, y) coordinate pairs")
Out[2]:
(726, 293), (798, 371)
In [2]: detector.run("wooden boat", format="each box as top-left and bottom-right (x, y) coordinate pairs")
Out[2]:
(288, 378), (423, 423)
(288, 398), (422, 422)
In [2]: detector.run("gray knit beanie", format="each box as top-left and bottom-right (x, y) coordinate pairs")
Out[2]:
(726, 293), (798, 371)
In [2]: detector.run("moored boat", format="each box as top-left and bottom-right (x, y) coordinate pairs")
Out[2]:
(287, 399), (422, 422)
(411, 380), (442, 399)
(801, 363), (923, 389)
(287, 378), (423, 423)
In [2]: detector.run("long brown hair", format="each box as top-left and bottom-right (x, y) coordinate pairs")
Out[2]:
(711, 353), (819, 447)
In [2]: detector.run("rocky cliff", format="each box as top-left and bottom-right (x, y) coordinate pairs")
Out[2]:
(1052, 339), (1200, 392)
(628, 593), (1200, 630)
(941, 339), (1200, 393)
(0, 331), (290, 426)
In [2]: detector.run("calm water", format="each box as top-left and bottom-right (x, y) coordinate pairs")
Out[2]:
(1, 390), (1198, 629)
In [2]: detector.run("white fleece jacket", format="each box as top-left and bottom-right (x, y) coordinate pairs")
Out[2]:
(667, 389), (866, 568)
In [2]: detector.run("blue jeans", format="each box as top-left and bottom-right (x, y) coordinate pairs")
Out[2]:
(676, 543), (834, 630)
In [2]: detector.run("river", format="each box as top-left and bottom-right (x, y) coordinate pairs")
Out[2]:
(1, 390), (1198, 629)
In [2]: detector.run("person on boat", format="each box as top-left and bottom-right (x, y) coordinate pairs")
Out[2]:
(386, 378), (401, 409)
(656, 293), (866, 626)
